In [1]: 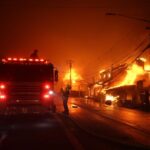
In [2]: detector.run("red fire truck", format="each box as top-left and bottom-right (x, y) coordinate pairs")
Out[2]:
(0, 57), (58, 115)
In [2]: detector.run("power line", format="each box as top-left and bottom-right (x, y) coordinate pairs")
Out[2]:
(86, 31), (149, 73)
(84, 24), (144, 71)
(84, 34), (150, 82)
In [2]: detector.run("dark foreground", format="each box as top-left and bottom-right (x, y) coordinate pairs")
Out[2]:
(0, 97), (149, 150)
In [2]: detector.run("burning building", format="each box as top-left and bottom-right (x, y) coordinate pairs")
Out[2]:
(63, 69), (87, 97)
(89, 57), (150, 109)
(104, 59), (150, 108)
(88, 41), (150, 109)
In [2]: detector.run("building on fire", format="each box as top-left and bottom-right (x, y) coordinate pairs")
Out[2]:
(88, 57), (150, 109)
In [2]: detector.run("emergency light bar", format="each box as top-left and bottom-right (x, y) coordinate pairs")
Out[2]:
(1, 58), (48, 64)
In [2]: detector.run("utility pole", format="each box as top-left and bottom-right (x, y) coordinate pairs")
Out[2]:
(67, 60), (73, 87)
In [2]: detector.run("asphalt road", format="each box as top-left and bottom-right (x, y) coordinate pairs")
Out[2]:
(57, 97), (150, 149)
(0, 114), (74, 150)
(71, 97), (150, 134)
(0, 97), (149, 150)
(0, 113), (146, 150)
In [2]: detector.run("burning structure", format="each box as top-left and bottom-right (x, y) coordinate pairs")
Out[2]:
(89, 53), (150, 109)
(102, 59), (150, 108)
(63, 69), (87, 97)
(106, 60), (150, 106)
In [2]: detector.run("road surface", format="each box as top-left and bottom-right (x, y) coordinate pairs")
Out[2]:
(0, 96), (149, 150)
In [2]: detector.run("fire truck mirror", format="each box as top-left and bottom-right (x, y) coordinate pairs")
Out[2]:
(54, 70), (58, 82)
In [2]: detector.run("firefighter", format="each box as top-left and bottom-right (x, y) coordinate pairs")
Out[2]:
(30, 49), (39, 59)
(61, 85), (71, 115)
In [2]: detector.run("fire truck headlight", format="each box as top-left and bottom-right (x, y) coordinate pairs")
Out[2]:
(48, 90), (54, 95)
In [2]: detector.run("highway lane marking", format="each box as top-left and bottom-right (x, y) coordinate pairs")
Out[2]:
(54, 114), (84, 150)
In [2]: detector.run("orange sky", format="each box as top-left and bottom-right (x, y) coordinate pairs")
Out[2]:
(0, 0), (150, 83)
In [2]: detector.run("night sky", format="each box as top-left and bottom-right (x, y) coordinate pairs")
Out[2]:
(0, 0), (150, 82)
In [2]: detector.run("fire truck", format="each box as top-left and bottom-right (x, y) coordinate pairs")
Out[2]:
(0, 57), (58, 115)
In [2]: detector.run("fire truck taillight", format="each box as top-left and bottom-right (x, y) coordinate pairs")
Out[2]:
(43, 94), (50, 99)
(0, 95), (6, 100)
(0, 84), (5, 89)
(42, 84), (52, 99)
(0, 83), (7, 101)
(44, 84), (50, 89)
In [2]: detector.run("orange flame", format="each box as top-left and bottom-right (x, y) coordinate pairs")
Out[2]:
(63, 69), (82, 83)
(144, 65), (150, 71)
(105, 94), (119, 102)
(118, 64), (144, 86)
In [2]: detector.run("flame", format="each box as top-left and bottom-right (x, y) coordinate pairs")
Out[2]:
(119, 64), (144, 86)
(63, 69), (82, 82)
(105, 57), (150, 91)
(139, 57), (146, 62)
(105, 94), (119, 102)
(144, 65), (150, 71)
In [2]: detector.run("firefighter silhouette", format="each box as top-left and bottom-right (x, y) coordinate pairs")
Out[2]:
(30, 49), (39, 59)
(61, 85), (71, 115)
